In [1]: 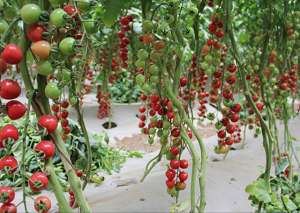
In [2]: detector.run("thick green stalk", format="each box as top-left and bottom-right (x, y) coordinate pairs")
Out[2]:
(181, 130), (200, 213)
(69, 61), (92, 189)
(74, 99), (92, 189)
(18, 9), (91, 213)
(224, 0), (274, 191)
(164, 77), (206, 213)
(51, 132), (91, 213)
(46, 160), (72, 212)
(19, 32), (72, 213)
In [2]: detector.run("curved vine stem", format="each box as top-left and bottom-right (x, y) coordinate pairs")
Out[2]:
(164, 76), (207, 213)
(68, 59), (92, 189)
(224, 0), (274, 191)
(140, 152), (162, 182)
(181, 130), (200, 213)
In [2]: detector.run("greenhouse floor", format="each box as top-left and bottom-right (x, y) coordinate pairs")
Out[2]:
(13, 95), (300, 212)
(87, 117), (300, 213)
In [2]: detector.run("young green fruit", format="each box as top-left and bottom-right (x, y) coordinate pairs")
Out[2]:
(77, 0), (90, 11)
(50, 8), (67, 27)
(56, 69), (71, 82)
(37, 60), (53, 76)
(83, 20), (97, 33)
(59, 37), (75, 56)
(20, 4), (42, 24)
(45, 82), (61, 99)
(0, 20), (8, 34)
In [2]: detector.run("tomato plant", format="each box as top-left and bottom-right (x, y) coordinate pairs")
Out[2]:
(0, 0), (299, 212)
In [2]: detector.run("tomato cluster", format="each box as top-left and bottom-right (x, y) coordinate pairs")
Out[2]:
(96, 91), (110, 119)
(117, 15), (134, 68)
(51, 100), (71, 141)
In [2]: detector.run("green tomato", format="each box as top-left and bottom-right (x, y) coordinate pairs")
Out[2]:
(49, 0), (66, 7)
(150, 76), (159, 83)
(77, 0), (90, 12)
(137, 49), (149, 60)
(50, 8), (67, 27)
(142, 20), (153, 33)
(59, 37), (75, 56)
(45, 82), (61, 99)
(142, 83), (151, 94)
(135, 59), (145, 68)
(20, 4), (41, 24)
(37, 60), (53, 76)
(83, 20), (97, 34)
(57, 69), (71, 82)
(204, 55), (213, 64)
(135, 74), (145, 86)
(0, 20), (8, 34)
(162, 129), (169, 137)
(163, 120), (170, 129)
(149, 64), (159, 75)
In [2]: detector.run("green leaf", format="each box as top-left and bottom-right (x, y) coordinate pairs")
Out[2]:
(102, 0), (132, 27)
(245, 178), (272, 203)
(294, 192), (300, 205)
(275, 158), (289, 175)
(282, 195), (297, 211)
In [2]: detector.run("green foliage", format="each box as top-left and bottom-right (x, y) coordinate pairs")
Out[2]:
(246, 175), (300, 212)
(109, 71), (141, 103)
(0, 114), (130, 189)
(101, 0), (135, 26)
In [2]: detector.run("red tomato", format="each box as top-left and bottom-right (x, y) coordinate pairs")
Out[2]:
(0, 186), (15, 204)
(169, 147), (179, 155)
(178, 171), (188, 182)
(166, 179), (175, 189)
(38, 115), (58, 134)
(0, 203), (17, 213)
(180, 159), (189, 169)
(0, 156), (18, 174)
(0, 79), (21, 99)
(170, 160), (180, 170)
(35, 140), (55, 159)
(180, 76), (188, 87)
(0, 125), (19, 148)
(63, 4), (77, 17)
(0, 44), (23, 65)
(28, 172), (48, 192)
(34, 195), (51, 213)
(27, 24), (46, 42)
(6, 100), (27, 120)
(165, 169), (176, 180)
